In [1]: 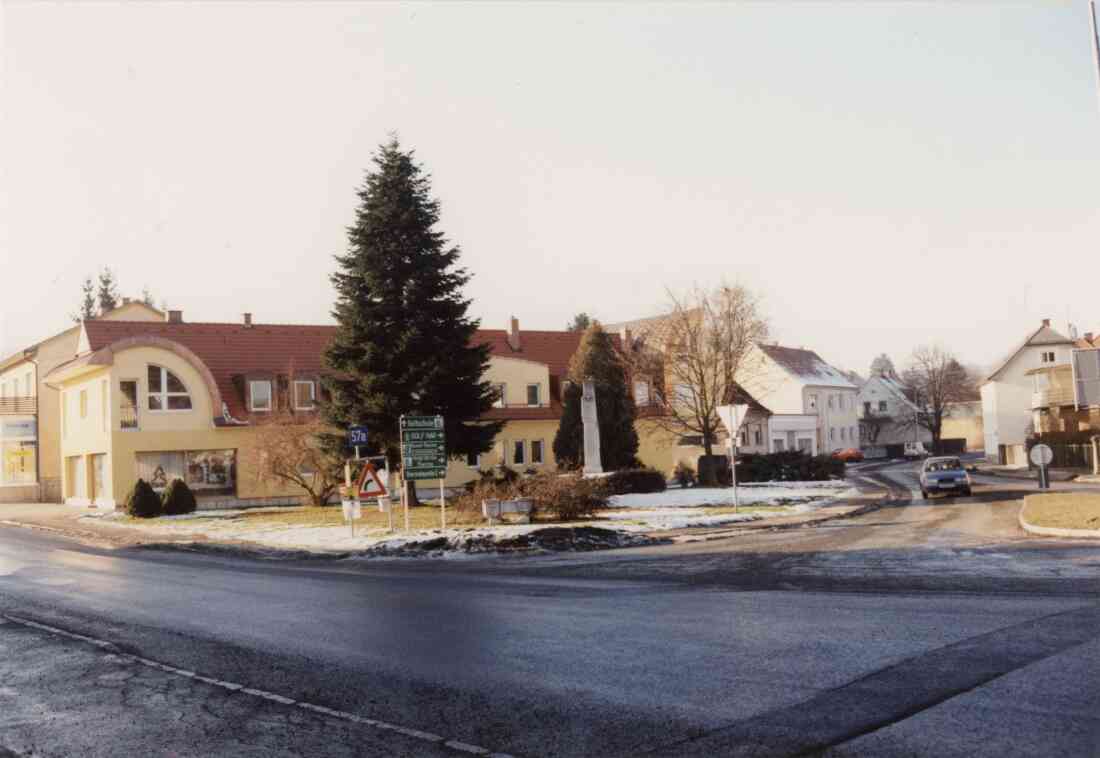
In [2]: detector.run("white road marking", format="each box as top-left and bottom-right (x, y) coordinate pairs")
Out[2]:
(2, 613), (502, 757)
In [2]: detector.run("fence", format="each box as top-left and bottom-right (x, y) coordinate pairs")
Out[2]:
(1026, 440), (1096, 470)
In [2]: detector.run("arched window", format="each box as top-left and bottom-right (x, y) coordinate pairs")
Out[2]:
(147, 365), (192, 411)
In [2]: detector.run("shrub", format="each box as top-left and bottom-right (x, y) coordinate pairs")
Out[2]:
(697, 455), (731, 486)
(604, 467), (667, 495)
(124, 478), (162, 518)
(673, 460), (696, 488)
(161, 478), (197, 516)
(518, 473), (607, 521)
(735, 451), (844, 483)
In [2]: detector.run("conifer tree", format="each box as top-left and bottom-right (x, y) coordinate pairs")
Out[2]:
(73, 276), (96, 322)
(322, 138), (502, 467)
(97, 267), (119, 315)
(553, 323), (639, 470)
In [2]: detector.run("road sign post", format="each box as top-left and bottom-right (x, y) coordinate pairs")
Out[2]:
(400, 415), (447, 530)
(716, 404), (749, 511)
(1030, 444), (1054, 490)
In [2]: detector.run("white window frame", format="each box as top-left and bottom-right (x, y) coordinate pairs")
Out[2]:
(494, 383), (506, 408)
(249, 379), (273, 413)
(526, 383), (541, 407)
(808, 394), (818, 411)
(293, 380), (316, 410)
(148, 365), (193, 413)
(513, 439), (526, 466)
(531, 439), (544, 465)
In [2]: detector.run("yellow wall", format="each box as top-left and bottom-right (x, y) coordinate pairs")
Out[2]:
(941, 401), (985, 452)
(440, 418), (559, 487)
(483, 356), (552, 408)
(57, 367), (113, 504)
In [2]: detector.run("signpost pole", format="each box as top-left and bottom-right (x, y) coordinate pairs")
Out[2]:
(440, 478), (446, 530)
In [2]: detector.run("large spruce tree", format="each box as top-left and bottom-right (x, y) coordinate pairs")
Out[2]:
(322, 138), (502, 464)
(553, 323), (639, 470)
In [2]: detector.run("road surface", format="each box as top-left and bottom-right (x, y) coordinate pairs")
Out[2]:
(1, 459), (1097, 757)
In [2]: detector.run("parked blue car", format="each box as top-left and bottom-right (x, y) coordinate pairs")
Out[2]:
(919, 456), (972, 499)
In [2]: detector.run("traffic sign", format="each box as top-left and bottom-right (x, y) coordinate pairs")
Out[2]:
(1030, 444), (1053, 467)
(348, 426), (369, 448)
(400, 415), (447, 480)
(356, 462), (388, 498)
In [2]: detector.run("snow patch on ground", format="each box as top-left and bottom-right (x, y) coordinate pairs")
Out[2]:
(609, 481), (854, 510)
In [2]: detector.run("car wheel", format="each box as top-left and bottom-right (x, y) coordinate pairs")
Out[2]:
(962, 487), (972, 497)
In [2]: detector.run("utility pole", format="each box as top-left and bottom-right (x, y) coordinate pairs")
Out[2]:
(1091, 1), (1100, 110)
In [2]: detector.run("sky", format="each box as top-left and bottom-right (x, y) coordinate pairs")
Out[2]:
(2, 1), (1099, 377)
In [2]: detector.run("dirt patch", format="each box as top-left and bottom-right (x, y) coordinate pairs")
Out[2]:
(362, 526), (668, 558)
(1022, 493), (1100, 531)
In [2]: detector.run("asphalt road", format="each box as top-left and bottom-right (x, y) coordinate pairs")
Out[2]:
(1, 459), (1098, 757)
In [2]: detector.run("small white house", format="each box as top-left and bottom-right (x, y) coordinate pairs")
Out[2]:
(857, 373), (932, 458)
(738, 343), (859, 454)
(981, 319), (1077, 464)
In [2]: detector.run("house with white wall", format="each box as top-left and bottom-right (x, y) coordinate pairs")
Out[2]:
(738, 344), (858, 454)
(981, 319), (1079, 464)
(857, 373), (932, 458)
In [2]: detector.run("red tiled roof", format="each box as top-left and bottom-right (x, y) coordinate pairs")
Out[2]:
(79, 320), (625, 422)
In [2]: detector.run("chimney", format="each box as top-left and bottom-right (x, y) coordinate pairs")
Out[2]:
(1042, 318), (1051, 328)
(507, 316), (521, 351)
(620, 326), (633, 349)
(165, 310), (183, 324)
(243, 313), (253, 328)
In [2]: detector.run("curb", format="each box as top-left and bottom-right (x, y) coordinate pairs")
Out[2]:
(1018, 503), (1100, 540)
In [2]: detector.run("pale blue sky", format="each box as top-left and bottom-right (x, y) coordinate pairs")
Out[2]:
(2, 1), (1098, 376)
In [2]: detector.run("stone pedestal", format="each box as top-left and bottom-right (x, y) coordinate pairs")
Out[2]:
(581, 380), (603, 475)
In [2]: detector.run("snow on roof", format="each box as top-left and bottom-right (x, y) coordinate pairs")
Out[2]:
(756, 344), (856, 389)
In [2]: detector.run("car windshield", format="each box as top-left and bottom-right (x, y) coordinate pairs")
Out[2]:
(926, 459), (962, 472)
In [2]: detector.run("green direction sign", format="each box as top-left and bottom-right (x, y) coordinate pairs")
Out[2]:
(400, 415), (446, 480)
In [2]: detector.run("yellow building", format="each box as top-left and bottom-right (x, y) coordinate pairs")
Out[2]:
(0, 300), (163, 503)
(41, 313), (714, 510)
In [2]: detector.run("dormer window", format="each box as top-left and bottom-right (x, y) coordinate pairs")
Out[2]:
(526, 384), (541, 407)
(1040, 351), (1056, 365)
(148, 365), (192, 411)
(250, 380), (273, 412)
(293, 380), (316, 410)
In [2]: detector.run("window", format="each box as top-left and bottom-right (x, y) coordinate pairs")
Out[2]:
(531, 439), (544, 464)
(830, 427), (836, 441)
(466, 451), (479, 468)
(1041, 351), (1056, 364)
(526, 384), (541, 407)
(828, 395), (834, 410)
(740, 429), (748, 445)
(797, 438), (812, 453)
(634, 380), (651, 406)
(774, 439), (786, 451)
(841, 427), (847, 441)
(863, 401), (871, 415)
(249, 379), (272, 412)
(120, 380), (139, 430)
(79, 389), (87, 419)
(808, 394), (817, 410)
(513, 440), (526, 465)
(879, 400), (887, 412)
(754, 428), (762, 445)
(293, 380), (315, 410)
(493, 383), (506, 408)
(148, 365), (193, 411)
(850, 426), (856, 441)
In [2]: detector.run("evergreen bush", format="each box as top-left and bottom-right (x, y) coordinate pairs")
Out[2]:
(124, 478), (162, 518)
(604, 468), (667, 495)
(161, 478), (197, 516)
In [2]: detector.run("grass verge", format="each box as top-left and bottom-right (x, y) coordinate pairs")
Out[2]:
(1022, 493), (1100, 531)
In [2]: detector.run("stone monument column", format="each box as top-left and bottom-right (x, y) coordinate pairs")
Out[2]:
(581, 379), (603, 474)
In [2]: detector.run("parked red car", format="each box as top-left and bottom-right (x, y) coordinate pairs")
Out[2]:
(832, 448), (864, 462)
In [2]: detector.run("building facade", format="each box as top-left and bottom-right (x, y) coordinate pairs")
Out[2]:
(0, 301), (163, 503)
(856, 373), (932, 458)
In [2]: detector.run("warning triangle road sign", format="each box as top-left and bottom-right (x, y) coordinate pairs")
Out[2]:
(356, 463), (388, 498)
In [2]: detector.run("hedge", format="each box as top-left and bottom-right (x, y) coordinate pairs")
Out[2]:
(162, 478), (197, 516)
(734, 451), (844, 483)
(124, 478), (162, 518)
(603, 468), (667, 495)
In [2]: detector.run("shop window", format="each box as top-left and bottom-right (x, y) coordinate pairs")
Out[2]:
(137, 450), (236, 496)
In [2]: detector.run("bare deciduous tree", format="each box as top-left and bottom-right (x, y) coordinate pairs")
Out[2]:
(629, 284), (769, 475)
(897, 345), (976, 453)
(246, 412), (346, 507)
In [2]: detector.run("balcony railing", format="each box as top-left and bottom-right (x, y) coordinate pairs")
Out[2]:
(1032, 388), (1076, 409)
(0, 396), (36, 415)
(120, 403), (139, 430)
